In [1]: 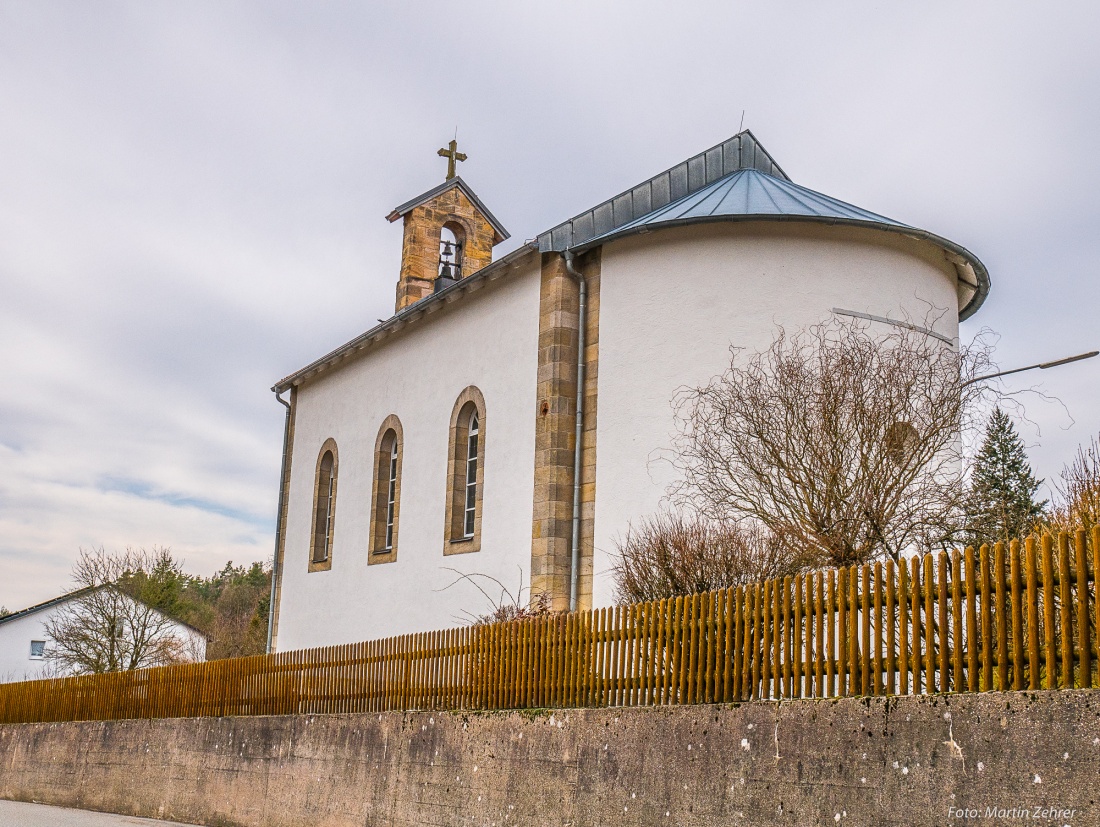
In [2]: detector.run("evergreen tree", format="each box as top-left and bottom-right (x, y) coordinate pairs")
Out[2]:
(966, 408), (1047, 543)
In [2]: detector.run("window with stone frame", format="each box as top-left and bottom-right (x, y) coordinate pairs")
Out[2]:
(309, 439), (339, 572)
(369, 415), (403, 565)
(444, 387), (486, 554)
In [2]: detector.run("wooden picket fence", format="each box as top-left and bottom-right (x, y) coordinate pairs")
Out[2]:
(2, 528), (1100, 724)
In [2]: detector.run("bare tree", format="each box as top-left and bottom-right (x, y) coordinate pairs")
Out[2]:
(1046, 434), (1100, 536)
(671, 317), (992, 567)
(612, 511), (804, 603)
(43, 547), (198, 675)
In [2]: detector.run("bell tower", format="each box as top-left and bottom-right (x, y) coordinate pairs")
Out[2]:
(386, 140), (510, 313)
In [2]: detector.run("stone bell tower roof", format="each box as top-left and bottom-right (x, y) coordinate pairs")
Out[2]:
(386, 176), (510, 245)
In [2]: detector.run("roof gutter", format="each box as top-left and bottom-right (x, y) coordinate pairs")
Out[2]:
(266, 388), (292, 653)
(562, 251), (586, 613)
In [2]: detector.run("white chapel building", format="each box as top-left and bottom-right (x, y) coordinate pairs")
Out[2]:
(268, 131), (990, 652)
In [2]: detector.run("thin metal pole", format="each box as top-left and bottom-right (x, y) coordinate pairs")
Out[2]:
(563, 251), (587, 612)
(266, 389), (292, 653)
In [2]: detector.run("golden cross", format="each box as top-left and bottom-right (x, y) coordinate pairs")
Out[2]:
(437, 139), (467, 180)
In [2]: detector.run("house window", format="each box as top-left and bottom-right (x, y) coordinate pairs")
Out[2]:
(309, 439), (339, 572)
(445, 386), (486, 554)
(369, 415), (403, 564)
(29, 640), (46, 660)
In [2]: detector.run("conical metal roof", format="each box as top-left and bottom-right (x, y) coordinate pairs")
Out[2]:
(582, 167), (908, 245)
(573, 167), (989, 321)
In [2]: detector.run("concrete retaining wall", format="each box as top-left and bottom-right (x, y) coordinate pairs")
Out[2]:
(2, 691), (1098, 827)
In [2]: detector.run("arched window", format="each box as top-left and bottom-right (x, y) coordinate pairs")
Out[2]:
(439, 226), (462, 278)
(369, 415), (403, 564)
(445, 387), (485, 554)
(309, 439), (338, 572)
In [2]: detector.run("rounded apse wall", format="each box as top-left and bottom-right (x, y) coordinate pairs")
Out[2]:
(589, 220), (965, 608)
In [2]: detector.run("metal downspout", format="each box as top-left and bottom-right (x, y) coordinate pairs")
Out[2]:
(562, 251), (586, 612)
(266, 388), (292, 653)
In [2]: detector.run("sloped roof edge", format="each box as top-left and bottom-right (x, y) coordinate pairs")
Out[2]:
(273, 242), (540, 392)
(386, 176), (511, 244)
(0, 587), (96, 627)
(0, 585), (209, 639)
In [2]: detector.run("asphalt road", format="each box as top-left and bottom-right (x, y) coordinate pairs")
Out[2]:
(0, 801), (201, 826)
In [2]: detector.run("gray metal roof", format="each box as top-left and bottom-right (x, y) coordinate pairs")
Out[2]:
(581, 167), (907, 244)
(0, 586), (209, 638)
(571, 166), (990, 321)
(276, 130), (990, 391)
(537, 130), (788, 253)
(386, 176), (510, 244)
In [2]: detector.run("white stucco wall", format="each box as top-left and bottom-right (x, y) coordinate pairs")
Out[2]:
(590, 221), (963, 607)
(0, 610), (54, 683)
(275, 261), (542, 651)
(0, 597), (207, 683)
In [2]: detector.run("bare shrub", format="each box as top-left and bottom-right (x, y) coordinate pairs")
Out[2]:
(440, 568), (558, 625)
(672, 317), (992, 567)
(1046, 435), (1100, 535)
(612, 511), (803, 603)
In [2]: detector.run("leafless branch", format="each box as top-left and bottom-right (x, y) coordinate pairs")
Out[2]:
(669, 316), (995, 567)
(437, 567), (556, 625)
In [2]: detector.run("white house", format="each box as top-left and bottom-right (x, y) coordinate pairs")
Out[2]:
(0, 589), (207, 683)
(267, 130), (990, 652)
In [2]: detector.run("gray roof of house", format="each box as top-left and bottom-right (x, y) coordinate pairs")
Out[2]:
(0, 586), (208, 638)
(0, 587), (96, 627)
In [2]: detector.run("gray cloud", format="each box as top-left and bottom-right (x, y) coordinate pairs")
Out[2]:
(2, 0), (1098, 609)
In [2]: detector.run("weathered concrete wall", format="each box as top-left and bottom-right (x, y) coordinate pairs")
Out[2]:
(1, 691), (1098, 827)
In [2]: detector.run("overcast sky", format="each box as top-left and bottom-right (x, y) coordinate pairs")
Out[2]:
(1, 1), (1098, 612)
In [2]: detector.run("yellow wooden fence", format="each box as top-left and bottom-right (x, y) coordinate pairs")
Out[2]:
(2, 529), (1098, 724)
